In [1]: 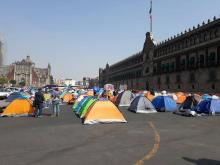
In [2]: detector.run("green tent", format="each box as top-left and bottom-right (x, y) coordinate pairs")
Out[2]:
(78, 97), (94, 115)
(72, 101), (78, 110)
(79, 98), (97, 118)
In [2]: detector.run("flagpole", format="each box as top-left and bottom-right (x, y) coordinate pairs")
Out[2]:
(150, 0), (152, 33)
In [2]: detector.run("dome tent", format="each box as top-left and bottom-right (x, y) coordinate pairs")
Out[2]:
(152, 96), (177, 112)
(1, 99), (35, 117)
(115, 90), (134, 107)
(129, 96), (157, 113)
(84, 100), (127, 125)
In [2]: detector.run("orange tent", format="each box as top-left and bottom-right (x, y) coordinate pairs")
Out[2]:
(84, 100), (127, 124)
(63, 93), (73, 103)
(87, 90), (94, 96)
(145, 92), (154, 101)
(175, 92), (187, 104)
(1, 99), (35, 117)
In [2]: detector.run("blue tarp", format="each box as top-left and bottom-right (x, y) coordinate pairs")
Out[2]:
(195, 99), (220, 114)
(152, 96), (177, 112)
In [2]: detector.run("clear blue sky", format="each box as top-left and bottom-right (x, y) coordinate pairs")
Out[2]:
(0, 0), (220, 80)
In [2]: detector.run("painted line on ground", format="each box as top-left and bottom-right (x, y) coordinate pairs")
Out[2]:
(134, 121), (160, 165)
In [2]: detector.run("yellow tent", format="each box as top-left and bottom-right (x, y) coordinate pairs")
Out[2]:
(175, 92), (187, 104)
(1, 99), (35, 117)
(87, 90), (94, 96)
(145, 91), (154, 101)
(84, 100), (127, 124)
(63, 93), (73, 103)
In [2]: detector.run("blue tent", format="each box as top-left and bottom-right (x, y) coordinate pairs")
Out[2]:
(202, 94), (212, 100)
(152, 96), (177, 112)
(195, 98), (220, 114)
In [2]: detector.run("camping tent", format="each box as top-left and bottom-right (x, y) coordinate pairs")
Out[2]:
(87, 90), (94, 96)
(175, 92), (187, 104)
(129, 96), (157, 113)
(0, 92), (27, 108)
(202, 94), (212, 100)
(63, 93), (73, 103)
(179, 95), (201, 110)
(152, 96), (177, 112)
(74, 96), (91, 114)
(173, 95), (202, 116)
(79, 97), (97, 118)
(195, 98), (220, 114)
(115, 90), (134, 107)
(72, 95), (86, 109)
(84, 100), (127, 124)
(1, 99), (35, 117)
(144, 92), (154, 101)
(74, 96), (88, 113)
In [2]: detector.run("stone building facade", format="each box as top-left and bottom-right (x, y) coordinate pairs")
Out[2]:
(0, 56), (52, 87)
(99, 16), (220, 93)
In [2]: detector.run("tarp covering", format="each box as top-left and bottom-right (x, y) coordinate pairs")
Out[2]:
(152, 96), (177, 112)
(84, 100), (127, 124)
(1, 99), (35, 117)
(129, 96), (157, 113)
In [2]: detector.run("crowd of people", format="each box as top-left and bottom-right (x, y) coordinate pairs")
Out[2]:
(32, 88), (61, 118)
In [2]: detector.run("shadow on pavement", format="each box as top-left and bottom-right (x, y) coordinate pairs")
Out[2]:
(183, 157), (220, 165)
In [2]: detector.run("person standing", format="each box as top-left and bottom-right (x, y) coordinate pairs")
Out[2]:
(52, 88), (60, 117)
(34, 88), (45, 117)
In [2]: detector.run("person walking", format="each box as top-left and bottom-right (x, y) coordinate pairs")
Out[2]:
(34, 88), (45, 118)
(43, 91), (51, 108)
(52, 88), (60, 117)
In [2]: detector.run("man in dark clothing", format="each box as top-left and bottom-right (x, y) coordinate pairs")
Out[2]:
(34, 88), (45, 117)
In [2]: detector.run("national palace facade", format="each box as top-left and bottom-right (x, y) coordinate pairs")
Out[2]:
(99, 16), (220, 93)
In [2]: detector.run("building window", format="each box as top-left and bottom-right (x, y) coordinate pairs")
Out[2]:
(181, 59), (186, 70)
(203, 33), (206, 41)
(161, 64), (165, 73)
(178, 84), (181, 89)
(189, 73), (195, 83)
(208, 52), (216, 65)
(157, 77), (161, 84)
(170, 62), (175, 72)
(145, 67), (149, 74)
(165, 63), (169, 72)
(212, 84), (215, 90)
(209, 70), (217, 81)
(200, 54), (205, 67)
(176, 75), (181, 83)
(166, 76), (170, 84)
(189, 57), (195, 68)
(153, 66), (157, 74)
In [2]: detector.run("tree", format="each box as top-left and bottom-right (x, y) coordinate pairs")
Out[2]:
(19, 81), (26, 87)
(9, 80), (16, 86)
(0, 77), (8, 86)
